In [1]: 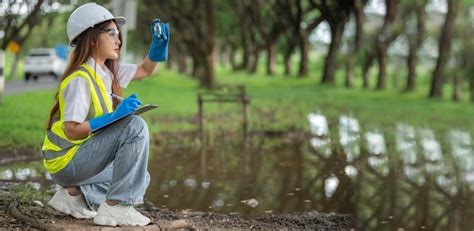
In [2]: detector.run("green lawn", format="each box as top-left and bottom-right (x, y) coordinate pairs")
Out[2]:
(0, 64), (473, 151)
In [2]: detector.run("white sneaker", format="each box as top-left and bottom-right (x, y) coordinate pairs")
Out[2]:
(94, 203), (151, 227)
(47, 188), (97, 219)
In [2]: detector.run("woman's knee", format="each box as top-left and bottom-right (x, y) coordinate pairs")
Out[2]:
(128, 115), (149, 136)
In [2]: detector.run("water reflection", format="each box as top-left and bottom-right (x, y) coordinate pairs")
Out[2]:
(0, 164), (53, 192)
(308, 112), (332, 157)
(15, 168), (37, 180)
(339, 115), (360, 161)
(145, 112), (473, 230)
(448, 130), (473, 171)
(395, 123), (417, 164)
(324, 176), (339, 198)
(1, 169), (13, 180)
(365, 131), (387, 155)
(344, 165), (358, 179)
(0, 167), (38, 181)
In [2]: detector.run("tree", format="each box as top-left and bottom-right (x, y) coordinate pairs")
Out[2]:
(279, 0), (323, 77)
(455, 1), (473, 102)
(312, 0), (355, 84)
(361, 46), (375, 88)
(1, 0), (45, 79)
(429, 0), (459, 98)
(150, 0), (217, 89)
(374, 0), (404, 90)
(215, 1), (241, 70)
(253, 0), (287, 76)
(345, 0), (367, 88)
(232, 0), (263, 73)
(404, 0), (427, 92)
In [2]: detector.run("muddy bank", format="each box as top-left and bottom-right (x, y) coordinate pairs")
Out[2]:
(1, 192), (350, 230)
(0, 148), (42, 165)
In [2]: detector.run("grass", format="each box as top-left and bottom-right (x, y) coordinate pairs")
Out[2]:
(0, 60), (473, 151)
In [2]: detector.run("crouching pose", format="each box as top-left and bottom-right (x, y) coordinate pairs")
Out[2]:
(41, 2), (169, 227)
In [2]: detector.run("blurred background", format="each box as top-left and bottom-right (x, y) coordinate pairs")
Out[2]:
(1, 0), (474, 230)
(1, 0), (473, 93)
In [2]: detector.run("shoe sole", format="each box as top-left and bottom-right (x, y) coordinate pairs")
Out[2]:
(94, 215), (149, 227)
(48, 201), (96, 219)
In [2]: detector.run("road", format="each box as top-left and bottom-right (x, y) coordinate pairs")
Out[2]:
(4, 78), (58, 95)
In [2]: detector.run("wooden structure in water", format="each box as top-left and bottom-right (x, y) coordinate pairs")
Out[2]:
(197, 84), (249, 142)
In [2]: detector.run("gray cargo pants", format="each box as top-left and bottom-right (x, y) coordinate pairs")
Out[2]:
(51, 115), (150, 210)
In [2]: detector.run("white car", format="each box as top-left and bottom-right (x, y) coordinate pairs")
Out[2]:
(24, 48), (66, 81)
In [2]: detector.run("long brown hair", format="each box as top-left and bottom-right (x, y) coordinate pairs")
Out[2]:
(46, 20), (123, 130)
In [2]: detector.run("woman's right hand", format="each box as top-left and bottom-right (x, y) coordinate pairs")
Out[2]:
(113, 94), (143, 118)
(89, 94), (142, 133)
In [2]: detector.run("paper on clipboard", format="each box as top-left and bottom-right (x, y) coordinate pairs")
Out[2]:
(91, 104), (158, 133)
(133, 104), (158, 115)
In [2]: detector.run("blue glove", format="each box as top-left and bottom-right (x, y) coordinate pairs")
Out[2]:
(148, 19), (170, 62)
(89, 94), (143, 132)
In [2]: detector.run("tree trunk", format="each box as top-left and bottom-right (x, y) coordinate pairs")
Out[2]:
(191, 56), (197, 77)
(470, 76), (474, 103)
(452, 73), (461, 102)
(429, 0), (459, 98)
(177, 54), (188, 74)
(345, 55), (354, 88)
(266, 42), (277, 75)
(218, 43), (227, 67)
(195, 50), (216, 89)
(41, 15), (55, 47)
(405, 41), (417, 91)
(10, 53), (20, 80)
(298, 30), (309, 77)
(229, 44), (237, 70)
(241, 43), (250, 70)
(248, 47), (260, 74)
(284, 37), (296, 76)
(372, 0), (400, 90)
(405, 1), (427, 92)
(174, 42), (188, 74)
(375, 43), (388, 90)
(362, 52), (374, 88)
(237, 25), (250, 70)
(346, 0), (366, 88)
(353, 0), (365, 51)
(321, 23), (344, 84)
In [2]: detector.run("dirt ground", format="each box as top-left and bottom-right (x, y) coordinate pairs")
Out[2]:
(1, 192), (351, 230)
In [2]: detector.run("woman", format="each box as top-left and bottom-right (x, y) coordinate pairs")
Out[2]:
(41, 2), (169, 227)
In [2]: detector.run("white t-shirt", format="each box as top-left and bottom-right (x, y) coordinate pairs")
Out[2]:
(62, 57), (138, 123)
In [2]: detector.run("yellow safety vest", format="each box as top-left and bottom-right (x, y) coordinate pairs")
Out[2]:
(42, 64), (113, 174)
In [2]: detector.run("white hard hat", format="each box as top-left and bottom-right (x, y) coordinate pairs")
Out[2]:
(67, 2), (126, 46)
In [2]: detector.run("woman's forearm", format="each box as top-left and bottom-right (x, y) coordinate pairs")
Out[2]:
(133, 57), (159, 80)
(63, 121), (92, 140)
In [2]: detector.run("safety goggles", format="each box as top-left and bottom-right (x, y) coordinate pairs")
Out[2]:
(101, 28), (120, 39)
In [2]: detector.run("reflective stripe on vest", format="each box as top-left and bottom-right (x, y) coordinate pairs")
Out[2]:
(42, 64), (113, 173)
(76, 66), (111, 115)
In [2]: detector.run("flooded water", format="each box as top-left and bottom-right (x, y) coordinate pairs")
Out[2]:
(1, 112), (473, 230)
(146, 113), (474, 230)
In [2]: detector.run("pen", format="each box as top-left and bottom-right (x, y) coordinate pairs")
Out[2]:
(110, 93), (124, 101)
